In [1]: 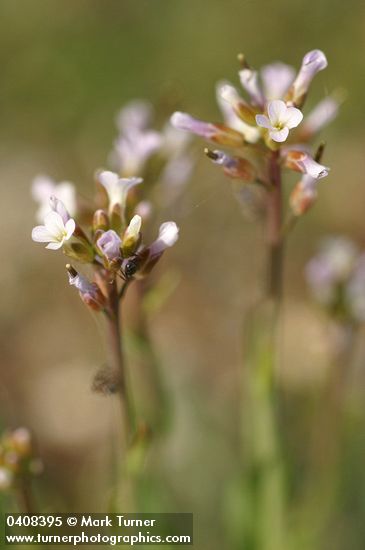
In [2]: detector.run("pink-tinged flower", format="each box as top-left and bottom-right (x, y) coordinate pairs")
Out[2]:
(32, 210), (76, 250)
(285, 150), (329, 179)
(171, 112), (244, 147)
(67, 265), (106, 311)
(260, 62), (295, 101)
(149, 222), (179, 257)
(301, 96), (339, 137)
(113, 132), (162, 176)
(97, 171), (142, 212)
(215, 82), (260, 143)
(205, 149), (256, 182)
(116, 100), (153, 133)
(256, 100), (303, 142)
(97, 229), (122, 261)
(238, 68), (265, 107)
(287, 49), (328, 106)
(49, 195), (70, 224)
(32, 175), (76, 222)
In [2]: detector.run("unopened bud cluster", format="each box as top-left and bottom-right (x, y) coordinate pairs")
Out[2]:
(0, 428), (42, 492)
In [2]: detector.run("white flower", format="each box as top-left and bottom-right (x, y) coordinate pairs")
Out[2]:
(31, 175), (76, 223)
(116, 100), (153, 133)
(256, 100), (303, 142)
(216, 81), (260, 144)
(97, 230), (122, 261)
(290, 49), (328, 104)
(98, 171), (142, 212)
(238, 68), (265, 107)
(0, 467), (12, 491)
(113, 131), (162, 176)
(260, 62), (295, 101)
(302, 96), (339, 135)
(32, 211), (76, 250)
(149, 222), (179, 256)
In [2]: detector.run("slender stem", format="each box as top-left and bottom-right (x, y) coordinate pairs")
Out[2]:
(17, 477), (35, 514)
(107, 280), (135, 442)
(266, 150), (283, 303)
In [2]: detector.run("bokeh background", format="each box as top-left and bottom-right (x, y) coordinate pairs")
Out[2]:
(1, 1), (365, 548)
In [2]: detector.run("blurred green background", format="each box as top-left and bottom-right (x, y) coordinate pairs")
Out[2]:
(1, 1), (365, 549)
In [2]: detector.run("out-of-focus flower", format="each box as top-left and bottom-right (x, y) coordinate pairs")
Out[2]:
(261, 62), (295, 101)
(148, 222), (179, 258)
(97, 229), (122, 262)
(286, 49), (328, 106)
(306, 238), (362, 320)
(0, 427), (41, 493)
(171, 112), (245, 148)
(32, 175), (76, 222)
(284, 150), (329, 179)
(112, 100), (162, 176)
(98, 171), (142, 213)
(218, 84), (258, 125)
(32, 209), (76, 250)
(290, 174), (318, 216)
(256, 100), (303, 143)
(300, 96), (340, 138)
(216, 81), (260, 143)
(239, 66), (265, 107)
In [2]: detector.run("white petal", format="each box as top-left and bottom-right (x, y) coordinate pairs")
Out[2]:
(268, 100), (287, 126)
(284, 107), (303, 129)
(65, 218), (76, 240)
(270, 127), (289, 142)
(239, 68), (264, 106)
(44, 211), (66, 238)
(158, 221), (179, 247)
(255, 114), (271, 129)
(98, 171), (119, 192)
(31, 225), (54, 243)
(261, 62), (295, 100)
(31, 175), (55, 202)
(125, 214), (142, 238)
(46, 241), (63, 250)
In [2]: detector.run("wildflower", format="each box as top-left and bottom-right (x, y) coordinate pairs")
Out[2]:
(290, 174), (318, 216)
(286, 49), (328, 106)
(218, 84), (258, 125)
(171, 112), (245, 148)
(261, 62), (295, 101)
(98, 171), (142, 214)
(284, 150), (329, 179)
(238, 65), (265, 107)
(96, 229), (122, 262)
(300, 96), (340, 138)
(148, 222), (179, 257)
(31, 209), (76, 250)
(32, 175), (76, 222)
(256, 100), (303, 143)
(216, 81), (260, 143)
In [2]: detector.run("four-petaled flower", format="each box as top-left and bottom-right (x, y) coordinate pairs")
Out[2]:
(256, 100), (303, 142)
(31, 210), (75, 250)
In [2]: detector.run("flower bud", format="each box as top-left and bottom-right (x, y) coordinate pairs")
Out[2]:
(284, 150), (329, 179)
(96, 230), (122, 262)
(171, 112), (244, 148)
(93, 209), (109, 232)
(205, 148), (256, 182)
(122, 215), (142, 257)
(140, 222), (179, 276)
(218, 85), (258, 125)
(66, 264), (106, 311)
(238, 66), (265, 107)
(286, 49), (328, 106)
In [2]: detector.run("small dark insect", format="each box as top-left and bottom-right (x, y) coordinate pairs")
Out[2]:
(121, 256), (141, 280)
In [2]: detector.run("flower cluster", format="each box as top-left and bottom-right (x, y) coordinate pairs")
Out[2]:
(0, 428), (42, 491)
(306, 237), (365, 323)
(31, 169), (179, 312)
(171, 50), (338, 218)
